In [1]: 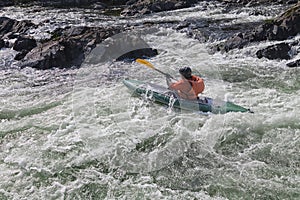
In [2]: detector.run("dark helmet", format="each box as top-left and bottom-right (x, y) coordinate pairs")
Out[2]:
(179, 67), (192, 79)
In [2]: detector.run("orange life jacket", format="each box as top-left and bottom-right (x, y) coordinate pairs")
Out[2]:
(169, 75), (205, 100)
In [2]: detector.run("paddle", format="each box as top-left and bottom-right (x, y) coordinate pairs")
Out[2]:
(136, 59), (176, 80)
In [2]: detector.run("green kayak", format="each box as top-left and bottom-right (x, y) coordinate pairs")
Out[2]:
(123, 79), (252, 114)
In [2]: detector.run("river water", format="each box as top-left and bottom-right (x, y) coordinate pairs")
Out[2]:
(0, 2), (299, 200)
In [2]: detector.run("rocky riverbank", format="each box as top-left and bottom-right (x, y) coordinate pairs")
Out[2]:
(0, 0), (300, 69)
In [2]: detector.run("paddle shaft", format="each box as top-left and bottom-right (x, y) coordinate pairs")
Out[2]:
(136, 59), (176, 80)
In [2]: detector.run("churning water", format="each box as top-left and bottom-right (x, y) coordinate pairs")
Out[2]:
(0, 2), (299, 199)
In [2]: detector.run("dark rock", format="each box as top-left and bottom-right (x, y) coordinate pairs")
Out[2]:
(219, 2), (300, 52)
(0, 17), (36, 39)
(21, 39), (83, 69)
(286, 59), (300, 67)
(121, 0), (198, 16)
(116, 48), (158, 61)
(0, 39), (5, 49)
(13, 36), (37, 52)
(0, 0), (133, 9)
(86, 32), (158, 64)
(126, 0), (139, 6)
(223, 32), (249, 51)
(0, 0), (14, 7)
(219, 0), (294, 6)
(20, 26), (121, 69)
(256, 43), (291, 60)
(14, 50), (30, 61)
(38, 0), (98, 7)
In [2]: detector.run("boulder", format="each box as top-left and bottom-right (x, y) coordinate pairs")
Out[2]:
(21, 39), (84, 69)
(15, 50), (30, 61)
(256, 43), (291, 60)
(116, 48), (158, 61)
(13, 36), (37, 52)
(20, 26), (122, 69)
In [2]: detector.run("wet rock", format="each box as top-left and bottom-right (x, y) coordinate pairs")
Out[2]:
(121, 0), (198, 16)
(116, 48), (158, 61)
(256, 43), (291, 60)
(0, 0), (132, 9)
(272, 2), (300, 37)
(0, 17), (36, 39)
(223, 32), (249, 51)
(0, 0), (14, 7)
(20, 26), (121, 69)
(219, 2), (300, 52)
(21, 39), (84, 69)
(286, 59), (300, 67)
(13, 36), (37, 60)
(15, 50), (30, 61)
(38, 0), (98, 7)
(13, 36), (37, 52)
(0, 39), (5, 49)
(219, 0), (297, 6)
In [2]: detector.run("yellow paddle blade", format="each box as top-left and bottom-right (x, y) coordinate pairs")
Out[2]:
(136, 58), (154, 69)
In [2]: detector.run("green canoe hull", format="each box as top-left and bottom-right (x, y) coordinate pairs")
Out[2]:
(123, 79), (251, 114)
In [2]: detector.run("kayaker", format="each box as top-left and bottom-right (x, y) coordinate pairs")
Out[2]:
(166, 67), (205, 100)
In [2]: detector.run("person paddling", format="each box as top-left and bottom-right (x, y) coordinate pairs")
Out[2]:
(166, 67), (205, 100)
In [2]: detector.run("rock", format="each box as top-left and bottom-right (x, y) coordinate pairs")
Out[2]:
(0, 0), (14, 7)
(219, 2), (300, 52)
(21, 39), (84, 69)
(20, 26), (122, 69)
(12, 35), (37, 61)
(14, 50), (30, 61)
(121, 0), (198, 16)
(256, 43), (291, 60)
(13, 36), (37, 52)
(286, 59), (300, 67)
(0, 17), (37, 59)
(0, 39), (5, 49)
(223, 32), (249, 51)
(0, 17), (36, 39)
(116, 48), (158, 61)
(85, 32), (158, 64)
(38, 0), (98, 7)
